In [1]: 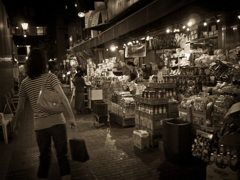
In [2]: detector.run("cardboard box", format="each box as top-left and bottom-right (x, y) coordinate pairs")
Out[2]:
(90, 89), (103, 100)
(206, 163), (240, 180)
(178, 105), (192, 123)
(133, 130), (149, 149)
(211, 25), (216, 31)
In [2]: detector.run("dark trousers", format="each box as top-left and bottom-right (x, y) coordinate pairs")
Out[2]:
(35, 124), (70, 178)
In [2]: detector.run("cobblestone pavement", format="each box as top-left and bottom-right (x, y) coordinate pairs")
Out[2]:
(0, 87), (206, 180)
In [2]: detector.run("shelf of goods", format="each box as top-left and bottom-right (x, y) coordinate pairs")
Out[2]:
(134, 82), (179, 146)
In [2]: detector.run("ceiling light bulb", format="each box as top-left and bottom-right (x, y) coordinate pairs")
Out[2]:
(203, 22), (207, 26)
(24, 35), (27, 37)
(217, 19), (220, 23)
(124, 44), (126, 46)
(106, 49), (108, 51)
(75, 3), (77, 7)
(187, 28), (190, 31)
(182, 26), (186, 29)
(136, 40), (139, 43)
(133, 41), (135, 43)
(110, 46), (116, 51)
(166, 29), (170, 33)
(146, 36), (150, 41)
(187, 22), (192, 26)
(238, 15), (240, 19)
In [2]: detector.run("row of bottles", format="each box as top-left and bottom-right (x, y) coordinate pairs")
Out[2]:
(209, 152), (239, 171)
(142, 88), (176, 99)
(136, 104), (167, 114)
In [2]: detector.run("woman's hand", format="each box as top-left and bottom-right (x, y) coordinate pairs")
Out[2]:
(69, 117), (76, 129)
(12, 117), (21, 135)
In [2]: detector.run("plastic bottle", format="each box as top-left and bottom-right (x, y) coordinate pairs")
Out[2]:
(222, 156), (228, 169)
(219, 144), (225, 154)
(216, 154), (222, 168)
(173, 88), (176, 96)
(159, 106), (163, 114)
(154, 106), (158, 114)
(163, 106), (166, 113)
(166, 90), (169, 97)
(209, 153), (215, 165)
(169, 89), (173, 97)
(230, 156), (238, 171)
(226, 152), (231, 164)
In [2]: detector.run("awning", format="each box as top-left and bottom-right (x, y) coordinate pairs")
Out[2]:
(70, 0), (195, 52)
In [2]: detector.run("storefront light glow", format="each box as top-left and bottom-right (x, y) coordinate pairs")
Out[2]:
(21, 23), (28, 30)
(78, 12), (85, 18)
(187, 22), (192, 27)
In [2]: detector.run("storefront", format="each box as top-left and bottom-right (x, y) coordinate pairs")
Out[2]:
(64, 1), (240, 178)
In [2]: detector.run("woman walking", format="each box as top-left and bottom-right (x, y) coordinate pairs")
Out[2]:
(13, 48), (76, 180)
(73, 70), (89, 114)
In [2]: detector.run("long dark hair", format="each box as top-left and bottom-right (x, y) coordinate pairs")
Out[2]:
(25, 48), (48, 79)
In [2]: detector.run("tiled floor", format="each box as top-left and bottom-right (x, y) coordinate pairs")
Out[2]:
(0, 88), (206, 180)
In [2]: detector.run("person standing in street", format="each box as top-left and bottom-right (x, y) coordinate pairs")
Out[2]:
(12, 48), (76, 180)
(73, 70), (90, 114)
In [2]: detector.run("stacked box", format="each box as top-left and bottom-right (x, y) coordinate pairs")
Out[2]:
(133, 130), (149, 149)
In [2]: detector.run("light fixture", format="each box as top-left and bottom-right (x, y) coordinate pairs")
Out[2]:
(21, 23), (28, 30)
(75, 3), (77, 7)
(127, 42), (133, 45)
(182, 25), (186, 29)
(106, 49), (108, 51)
(16, 27), (19, 29)
(36, 27), (39, 28)
(136, 40), (139, 43)
(166, 29), (170, 33)
(24, 35), (27, 37)
(203, 21), (207, 26)
(238, 15), (240, 20)
(65, 5), (67, 9)
(141, 37), (145, 40)
(110, 46), (116, 51)
(116, 46), (118, 49)
(78, 12), (85, 18)
(133, 41), (135, 43)
(215, 16), (220, 23)
(187, 28), (190, 31)
(67, 71), (71, 75)
(124, 44), (126, 46)
(25, 56), (28, 60)
(187, 21), (192, 27)
(146, 36), (150, 41)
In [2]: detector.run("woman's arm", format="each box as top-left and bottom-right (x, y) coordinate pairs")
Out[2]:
(13, 97), (26, 134)
(54, 84), (76, 128)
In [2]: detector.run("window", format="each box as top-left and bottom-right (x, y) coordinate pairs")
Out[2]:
(30, 8), (35, 16)
(37, 27), (44, 35)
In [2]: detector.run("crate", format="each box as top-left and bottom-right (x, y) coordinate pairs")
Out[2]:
(133, 131), (149, 149)
(91, 100), (105, 112)
(206, 163), (240, 180)
(167, 102), (180, 118)
(146, 113), (168, 120)
(149, 83), (176, 89)
(192, 105), (213, 120)
(93, 101), (108, 116)
(178, 105), (192, 123)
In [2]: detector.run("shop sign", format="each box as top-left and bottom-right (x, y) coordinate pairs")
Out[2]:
(107, 0), (140, 20)
(125, 43), (146, 58)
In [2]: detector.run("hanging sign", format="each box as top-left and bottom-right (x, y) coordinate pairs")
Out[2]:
(125, 43), (146, 58)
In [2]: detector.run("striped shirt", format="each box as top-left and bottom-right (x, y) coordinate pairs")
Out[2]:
(19, 72), (61, 119)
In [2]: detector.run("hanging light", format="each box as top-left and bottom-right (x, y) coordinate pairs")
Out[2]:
(182, 25), (186, 29)
(146, 36), (150, 41)
(203, 21), (207, 26)
(238, 15), (240, 19)
(187, 21), (192, 27)
(127, 42), (133, 45)
(106, 49), (108, 51)
(187, 28), (190, 31)
(166, 29), (170, 33)
(24, 35), (27, 37)
(136, 40), (139, 43)
(215, 16), (220, 23)
(25, 56), (28, 60)
(16, 27), (19, 29)
(21, 23), (28, 30)
(75, 3), (77, 7)
(78, 12), (85, 18)
(110, 46), (116, 51)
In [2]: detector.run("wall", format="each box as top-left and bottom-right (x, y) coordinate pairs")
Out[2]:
(0, 0), (14, 111)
